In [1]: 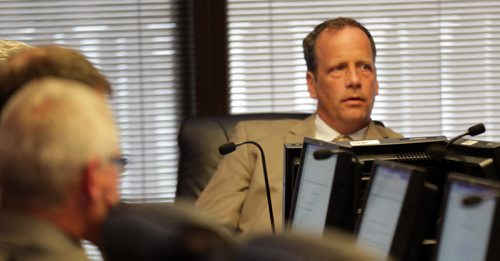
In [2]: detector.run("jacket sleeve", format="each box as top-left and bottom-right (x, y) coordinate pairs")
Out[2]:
(195, 121), (257, 234)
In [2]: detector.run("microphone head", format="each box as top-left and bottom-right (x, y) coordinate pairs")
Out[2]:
(314, 149), (333, 160)
(468, 123), (486, 137)
(462, 195), (483, 207)
(219, 142), (237, 155)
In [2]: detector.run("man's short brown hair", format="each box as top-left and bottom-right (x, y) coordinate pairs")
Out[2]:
(302, 17), (377, 74)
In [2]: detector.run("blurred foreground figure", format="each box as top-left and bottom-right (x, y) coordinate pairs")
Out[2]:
(0, 44), (112, 112)
(102, 202), (378, 261)
(0, 40), (31, 62)
(236, 229), (380, 261)
(0, 78), (122, 260)
(101, 202), (235, 261)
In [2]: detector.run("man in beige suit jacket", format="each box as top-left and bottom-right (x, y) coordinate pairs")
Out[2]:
(196, 17), (402, 235)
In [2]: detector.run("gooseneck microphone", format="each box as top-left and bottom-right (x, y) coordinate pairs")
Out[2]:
(219, 141), (276, 235)
(428, 123), (486, 163)
(462, 192), (500, 207)
(313, 149), (336, 160)
(462, 195), (485, 206)
(443, 123), (486, 152)
(313, 148), (357, 163)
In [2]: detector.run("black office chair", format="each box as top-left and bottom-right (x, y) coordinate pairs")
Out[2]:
(176, 113), (310, 202)
(101, 202), (235, 261)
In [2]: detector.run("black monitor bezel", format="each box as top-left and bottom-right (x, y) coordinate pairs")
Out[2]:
(283, 136), (446, 178)
(446, 138), (500, 180)
(355, 159), (428, 260)
(289, 137), (360, 235)
(283, 142), (303, 229)
(433, 173), (500, 261)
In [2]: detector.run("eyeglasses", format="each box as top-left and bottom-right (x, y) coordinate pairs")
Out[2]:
(110, 155), (128, 173)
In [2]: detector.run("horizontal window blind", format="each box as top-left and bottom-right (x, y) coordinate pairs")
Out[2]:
(227, 0), (500, 141)
(0, 1), (183, 259)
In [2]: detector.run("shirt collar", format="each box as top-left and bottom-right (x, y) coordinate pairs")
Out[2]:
(314, 114), (367, 141)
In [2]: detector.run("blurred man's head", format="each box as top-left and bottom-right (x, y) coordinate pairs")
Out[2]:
(303, 17), (379, 134)
(0, 45), (112, 112)
(0, 40), (31, 62)
(0, 77), (121, 245)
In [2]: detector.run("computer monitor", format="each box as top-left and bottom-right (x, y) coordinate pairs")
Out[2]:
(356, 160), (437, 260)
(283, 136), (446, 231)
(289, 138), (360, 236)
(337, 136), (446, 175)
(445, 138), (500, 180)
(283, 142), (302, 228)
(284, 136), (446, 178)
(434, 173), (500, 261)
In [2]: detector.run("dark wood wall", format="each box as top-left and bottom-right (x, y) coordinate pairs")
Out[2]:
(184, 0), (229, 116)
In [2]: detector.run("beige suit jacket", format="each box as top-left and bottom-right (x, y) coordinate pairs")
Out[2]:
(195, 115), (402, 235)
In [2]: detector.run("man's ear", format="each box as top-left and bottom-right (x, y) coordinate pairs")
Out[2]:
(306, 71), (317, 99)
(82, 158), (101, 202)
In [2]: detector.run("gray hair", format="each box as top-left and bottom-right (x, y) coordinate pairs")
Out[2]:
(0, 77), (119, 208)
(0, 40), (31, 62)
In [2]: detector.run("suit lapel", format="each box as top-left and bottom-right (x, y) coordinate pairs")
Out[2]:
(285, 114), (315, 144)
(364, 121), (386, 139)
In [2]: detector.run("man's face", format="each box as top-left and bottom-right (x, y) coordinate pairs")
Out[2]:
(100, 153), (122, 208)
(307, 27), (378, 134)
(83, 152), (122, 246)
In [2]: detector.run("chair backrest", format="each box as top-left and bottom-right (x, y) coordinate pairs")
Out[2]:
(102, 202), (235, 261)
(176, 113), (310, 202)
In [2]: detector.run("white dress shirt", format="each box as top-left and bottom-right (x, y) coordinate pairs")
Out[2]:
(314, 114), (367, 141)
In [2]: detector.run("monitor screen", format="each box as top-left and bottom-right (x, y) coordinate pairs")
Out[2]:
(355, 160), (436, 260)
(291, 142), (338, 236)
(289, 138), (359, 236)
(356, 164), (411, 259)
(436, 173), (500, 261)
